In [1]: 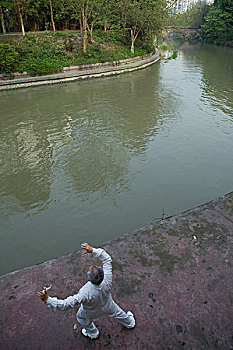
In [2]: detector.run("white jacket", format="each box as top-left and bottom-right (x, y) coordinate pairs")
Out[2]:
(46, 248), (114, 320)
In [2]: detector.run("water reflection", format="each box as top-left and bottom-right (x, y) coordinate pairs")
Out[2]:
(200, 46), (233, 117)
(0, 118), (52, 213)
(179, 43), (233, 119)
(0, 65), (171, 213)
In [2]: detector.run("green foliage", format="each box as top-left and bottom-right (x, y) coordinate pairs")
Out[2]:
(20, 56), (62, 76)
(0, 0), (169, 74)
(166, 50), (178, 60)
(0, 0), (170, 62)
(170, 1), (209, 29)
(94, 29), (127, 46)
(187, 1), (209, 27)
(0, 43), (19, 75)
(171, 50), (178, 59)
(170, 0), (233, 46)
(0, 31), (149, 76)
(161, 44), (171, 50)
(201, 2), (233, 45)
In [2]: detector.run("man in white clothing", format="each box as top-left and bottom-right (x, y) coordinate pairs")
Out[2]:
(37, 242), (135, 339)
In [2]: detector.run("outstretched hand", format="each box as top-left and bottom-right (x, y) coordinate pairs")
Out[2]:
(81, 242), (93, 254)
(36, 289), (48, 303)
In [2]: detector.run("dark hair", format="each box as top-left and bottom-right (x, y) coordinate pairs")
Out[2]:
(87, 266), (104, 285)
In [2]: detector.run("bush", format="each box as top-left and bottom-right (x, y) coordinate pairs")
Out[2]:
(0, 44), (19, 75)
(161, 45), (170, 50)
(167, 50), (178, 60)
(22, 56), (63, 76)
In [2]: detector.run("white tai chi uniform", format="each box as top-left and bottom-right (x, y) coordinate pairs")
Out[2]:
(46, 248), (135, 338)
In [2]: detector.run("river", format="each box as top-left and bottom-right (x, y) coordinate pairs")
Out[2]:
(0, 43), (233, 275)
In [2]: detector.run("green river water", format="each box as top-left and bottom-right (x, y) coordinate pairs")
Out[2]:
(0, 43), (233, 275)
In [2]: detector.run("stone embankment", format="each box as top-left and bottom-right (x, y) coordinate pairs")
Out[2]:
(0, 192), (233, 349)
(0, 52), (161, 91)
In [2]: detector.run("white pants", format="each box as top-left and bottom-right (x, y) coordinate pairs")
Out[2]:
(77, 301), (134, 338)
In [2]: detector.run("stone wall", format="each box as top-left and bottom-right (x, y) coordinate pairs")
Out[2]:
(0, 52), (160, 91)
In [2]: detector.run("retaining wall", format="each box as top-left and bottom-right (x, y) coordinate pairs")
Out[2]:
(0, 52), (161, 91)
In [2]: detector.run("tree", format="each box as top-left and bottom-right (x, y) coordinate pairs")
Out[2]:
(118, 0), (131, 34)
(22, 0), (48, 31)
(128, 1), (144, 53)
(0, 0), (15, 33)
(65, 0), (89, 52)
(87, 0), (113, 42)
(122, 0), (168, 54)
(49, 0), (55, 31)
(0, 4), (6, 33)
(202, 0), (233, 44)
(68, 0), (112, 53)
(79, 0), (89, 52)
(16, 0), (25, 35)
(147, 0), (170, 44)
(52, 0), (74, 30)
(0, 0), (170, 51)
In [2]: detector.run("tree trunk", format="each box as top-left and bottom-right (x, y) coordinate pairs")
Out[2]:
(122, 13), (127, 34)
(79, 17), (82, 34)
(89, 22), (94, 42)
(81, 4), (88, 53)
(83, 26), (87, 53)
(49, 0), (55, 32)
(0, 5), (6, 34)
(104, 18), (107, 32)
(131, 29), (135, 54)
(31, 20), (39, 31)
(17, 0), (25, 36)
(131, 39), (135, 54)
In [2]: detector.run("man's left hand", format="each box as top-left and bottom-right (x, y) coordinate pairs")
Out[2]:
(81, 242), (93, 254)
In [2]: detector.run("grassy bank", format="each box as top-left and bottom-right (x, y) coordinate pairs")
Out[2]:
(0, 30), (151, 77)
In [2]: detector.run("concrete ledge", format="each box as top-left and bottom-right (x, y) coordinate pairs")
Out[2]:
(0, 192), (233, 349)
(62, 53), (151, 72)
(0, 52), (160, 91)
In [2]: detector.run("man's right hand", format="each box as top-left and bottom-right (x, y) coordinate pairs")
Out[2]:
(36, 289), (48, 303)
(81, 242), (93, 254)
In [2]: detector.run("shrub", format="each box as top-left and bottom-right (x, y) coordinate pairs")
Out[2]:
(167, 50), (178, 60)
(0, 44), (20, 75)
(161, 45), (170, 50)
(22, 56), (63, 76)
(171, 50), (178, 59)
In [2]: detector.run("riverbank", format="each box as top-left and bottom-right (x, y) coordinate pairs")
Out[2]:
(0, 30), (151, 77)
(0, 51), (161, 90)
(0, 192), (232, 349)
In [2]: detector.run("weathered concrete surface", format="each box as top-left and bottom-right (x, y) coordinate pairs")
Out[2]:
(0, 52), (161, 91)
(0, 192), (233, 350)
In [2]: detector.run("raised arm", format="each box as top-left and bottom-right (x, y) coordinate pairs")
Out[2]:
(81, 243), (112, 289)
